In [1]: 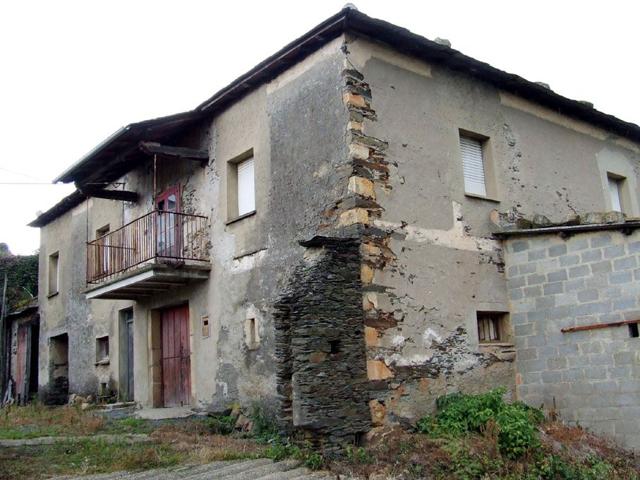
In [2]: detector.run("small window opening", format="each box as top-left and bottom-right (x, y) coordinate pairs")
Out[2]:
(329, 340), (341, 354)
(477, 312), (509, 344)
(202, 316), (210, 338)
(96, 336), (109, 363)
(629, 323), (639, 338)
(48, 252), (59, 296)
(245, 317), (259, 350)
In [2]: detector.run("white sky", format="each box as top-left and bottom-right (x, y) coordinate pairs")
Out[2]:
(1, 0), (638, 255)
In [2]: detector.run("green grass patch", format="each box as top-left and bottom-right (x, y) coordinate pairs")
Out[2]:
(0, 439), (184, 480)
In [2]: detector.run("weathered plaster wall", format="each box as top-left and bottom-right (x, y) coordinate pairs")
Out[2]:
(505, 230), (640, 450)
(341, 35), (640, 426)
(340, 37), (514, 425)
(37, 36), (353, 413)
(38, 198), (132, 400)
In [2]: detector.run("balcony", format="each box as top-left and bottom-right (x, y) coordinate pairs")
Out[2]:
(85, 211), (210, 300)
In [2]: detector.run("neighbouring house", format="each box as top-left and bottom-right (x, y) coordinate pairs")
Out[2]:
(28, 6), (640, 450)
(1, 300), (39, 405)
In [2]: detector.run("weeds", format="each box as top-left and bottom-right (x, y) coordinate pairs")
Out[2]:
(417, 388), (543, 458)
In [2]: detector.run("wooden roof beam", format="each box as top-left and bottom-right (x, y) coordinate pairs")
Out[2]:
(139, 141), (209, 165)
(80, 186), (139, 203)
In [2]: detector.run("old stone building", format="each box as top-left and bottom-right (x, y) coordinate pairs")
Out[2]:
(29, 7), (640, 449)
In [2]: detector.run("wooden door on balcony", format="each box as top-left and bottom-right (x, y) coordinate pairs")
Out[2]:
(160, 305), (191, 407)
(156, 186), (181, 258)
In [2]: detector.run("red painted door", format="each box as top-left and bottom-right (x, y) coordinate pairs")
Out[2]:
(15, 326), (28, 401)
(161, 305), (191, 407)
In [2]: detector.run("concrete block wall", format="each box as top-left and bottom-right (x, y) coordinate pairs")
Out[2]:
(504, 229), (640, 449)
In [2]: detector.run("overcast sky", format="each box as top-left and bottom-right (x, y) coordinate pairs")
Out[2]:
(1, 0), (638, 255)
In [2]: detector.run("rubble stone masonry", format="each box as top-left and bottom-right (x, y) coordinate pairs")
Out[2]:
(504, 228), (640, 449)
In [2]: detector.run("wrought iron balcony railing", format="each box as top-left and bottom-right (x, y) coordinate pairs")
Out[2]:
(87, 210), (209, 284)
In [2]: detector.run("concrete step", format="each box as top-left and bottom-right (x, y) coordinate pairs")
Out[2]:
(220, 460), (299, 480)
(179, 459), (273, 480)
(52, 458), (333, 480)
(256, 466), (311, 480)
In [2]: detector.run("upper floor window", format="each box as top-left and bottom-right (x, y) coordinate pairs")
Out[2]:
(237, 157), (255, 216)
(227, 149), (256, 222)
(48, 252), (59, 296)
(459, 131), (498, 200)
(607, 173), (625, 213)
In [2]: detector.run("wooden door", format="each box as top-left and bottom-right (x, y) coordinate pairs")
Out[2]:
(156, 186), (181, 258)
(126, 319), (134, 400)
(15, 325), (28, 402)
(161, 305), (191, 407)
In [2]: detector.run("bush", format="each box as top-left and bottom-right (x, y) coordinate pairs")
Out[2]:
(416, 388), (544, 459)
(249, 403), (279, 443)
(205, 415), (235, 435)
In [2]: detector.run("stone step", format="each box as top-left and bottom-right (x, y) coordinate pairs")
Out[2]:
(256, 466), (311, 480)
(179, 459), (274, 480)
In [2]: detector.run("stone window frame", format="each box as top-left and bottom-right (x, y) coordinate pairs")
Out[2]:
(457, 128), (500, 202)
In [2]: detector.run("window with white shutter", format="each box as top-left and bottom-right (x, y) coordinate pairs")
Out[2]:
(237, 157), (255, 216)
(607, 174), (624, 213)
(460, 134), (487, 197)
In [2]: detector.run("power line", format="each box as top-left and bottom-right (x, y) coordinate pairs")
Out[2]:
(0, 182), (59, 185)
(0, 166), (47, 182)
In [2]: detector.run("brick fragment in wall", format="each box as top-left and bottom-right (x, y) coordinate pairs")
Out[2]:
(339, 208), (370, 226)
(348, 176), (375, 199)
(273, 238), (370, 449)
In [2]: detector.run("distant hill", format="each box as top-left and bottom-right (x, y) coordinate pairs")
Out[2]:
(0, 243), (38, 313)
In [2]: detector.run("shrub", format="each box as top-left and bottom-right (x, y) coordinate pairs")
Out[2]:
(249, 403), (279, 443)
(416, 388), (543, 458)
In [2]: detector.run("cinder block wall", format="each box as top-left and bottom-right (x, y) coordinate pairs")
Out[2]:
(504, 229), (640, 450)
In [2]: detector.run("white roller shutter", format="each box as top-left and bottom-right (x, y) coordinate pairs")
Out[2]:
(608, 176), (622, 212)
(460, 135), (487, 197)
(237, 158), (255, 216)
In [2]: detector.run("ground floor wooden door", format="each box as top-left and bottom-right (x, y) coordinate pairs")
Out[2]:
(160, 305), (191, 407)
(15, 325), (28, 401)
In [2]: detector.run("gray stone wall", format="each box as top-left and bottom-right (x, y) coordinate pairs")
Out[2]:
(505, 229), (640, 449)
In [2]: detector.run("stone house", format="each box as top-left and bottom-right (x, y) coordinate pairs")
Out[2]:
(29, 7), (640, 449)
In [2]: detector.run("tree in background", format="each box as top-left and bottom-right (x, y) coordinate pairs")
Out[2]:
(0, 243), (38, 312)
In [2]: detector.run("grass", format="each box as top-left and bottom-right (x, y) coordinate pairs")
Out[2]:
(0, 404), (267, 480)
(0, 439), (184, 480)
(0, 403), (105, 439)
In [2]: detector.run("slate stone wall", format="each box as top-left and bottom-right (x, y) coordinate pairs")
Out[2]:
(274, 237), (370, 451)
(504, 229), (640, 449)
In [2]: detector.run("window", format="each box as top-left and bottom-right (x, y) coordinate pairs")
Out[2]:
(607, 174), (625, 213)
(629, 323), (639, 338)
(477, 312), (509, 344)
(245, 317), (259, 350)
(227, 150), (256, 221)
(96, 225), (110, 276)
(48, 252), (59, 296)
(96, 336), (109, 363)
(237, 158), (255, 216)
(460, 133), (488, 197)
(201, 316), (210, 338)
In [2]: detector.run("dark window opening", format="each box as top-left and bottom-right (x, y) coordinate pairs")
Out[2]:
(629, 323), (639, 338)
(477, 312), (509, 344)
(96, 336), (109, 362)
(329, 340), (341, 354)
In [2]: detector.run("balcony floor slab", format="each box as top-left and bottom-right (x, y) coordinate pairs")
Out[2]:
(85, 262), (210, 300)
